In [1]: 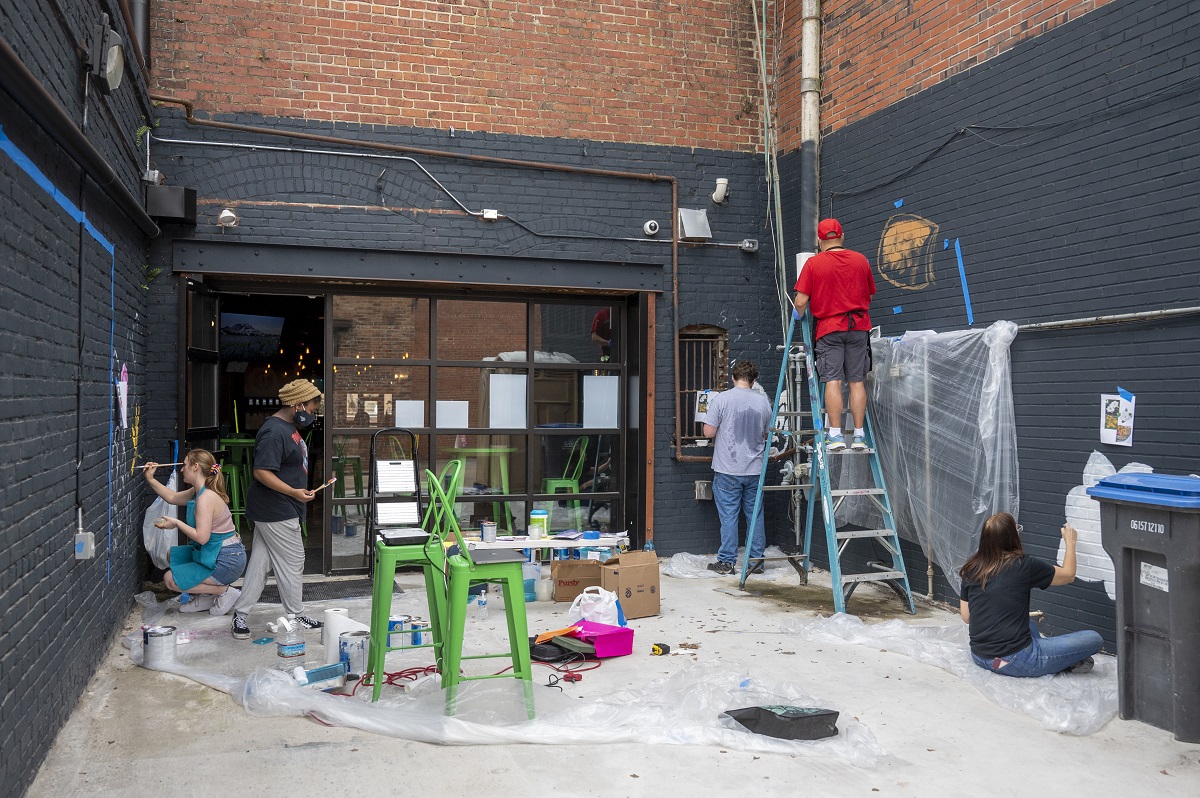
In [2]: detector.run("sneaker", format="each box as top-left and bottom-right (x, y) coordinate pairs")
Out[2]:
(295, 613), (324, 630)
(1064, 656), (1094, 674)
(747, 562), (765, 575)
(179, 594), (217, 613)
(706, 561), (735, 575)
(827, 432), (846, 451)
(851, 433), (867, 450)
(231, 615), (251, 639)
(210, 587), (241, 617)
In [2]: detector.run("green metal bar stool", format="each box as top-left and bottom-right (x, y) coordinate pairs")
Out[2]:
(541, 436), (588, 530)
(221, 464), (246, 533)
(433, 472), (533, 715)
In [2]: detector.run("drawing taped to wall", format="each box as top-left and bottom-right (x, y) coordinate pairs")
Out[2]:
(877, 213), (941, 290)
(1062, 450), (1153, 600)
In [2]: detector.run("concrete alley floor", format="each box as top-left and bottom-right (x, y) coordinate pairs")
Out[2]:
(28, 562), (1200, 797)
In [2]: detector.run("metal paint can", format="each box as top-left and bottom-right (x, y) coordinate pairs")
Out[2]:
(388, 614), (412, 647)
(480, 520), (497, 543)
(339, 630), (370, 675)
(410, 620), (429, 646)
(142, 625), (177, 669)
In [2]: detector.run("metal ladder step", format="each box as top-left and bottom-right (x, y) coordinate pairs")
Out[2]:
(835, 527), (895, 540)
(841, 570), (906, 584)
(830, 487), (885, 497)
(827, 447), (876, 454)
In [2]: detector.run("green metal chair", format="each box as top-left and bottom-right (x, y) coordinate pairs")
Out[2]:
(541, 436), (588, 530)
(434, 471), (533, 712)
(366, 460), (461, 702)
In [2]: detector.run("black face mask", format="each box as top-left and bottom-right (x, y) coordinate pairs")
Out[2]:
(294, 409), (315, 430)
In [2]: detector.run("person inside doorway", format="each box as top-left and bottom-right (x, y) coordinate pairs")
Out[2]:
(591, 308), (612, 361)
(959, 512), (1102, 677)
(230, 379), (325, 639)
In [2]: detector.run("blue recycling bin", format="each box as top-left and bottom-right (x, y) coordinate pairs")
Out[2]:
(1088, 473), (1200, 743)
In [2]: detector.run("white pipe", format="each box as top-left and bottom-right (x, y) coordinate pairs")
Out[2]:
(800, 0), (821, 241)
(1018, 305), (1200, 331)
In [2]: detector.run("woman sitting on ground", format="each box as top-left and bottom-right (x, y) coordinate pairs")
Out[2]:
(143, 450), (246, 616)
(959, 512), (1102, 677)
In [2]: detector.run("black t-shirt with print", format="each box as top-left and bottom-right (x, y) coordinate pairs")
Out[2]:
(246, 415), (309, 523)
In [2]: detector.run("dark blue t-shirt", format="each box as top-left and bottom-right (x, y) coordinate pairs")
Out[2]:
(246, 416), (309, 523)
(961, 555), (1055, 659)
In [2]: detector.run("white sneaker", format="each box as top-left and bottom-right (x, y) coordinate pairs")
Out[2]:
(180, 594), (217, 613)
(210, 587), (241, 616)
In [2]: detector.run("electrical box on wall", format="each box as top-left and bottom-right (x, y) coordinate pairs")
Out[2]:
(74, 531), (95, 559)
(145, 184), (197, 225)
(695, 480), (713, 501)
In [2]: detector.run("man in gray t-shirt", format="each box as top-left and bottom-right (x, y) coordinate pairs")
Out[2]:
(703, 360), (772, 574)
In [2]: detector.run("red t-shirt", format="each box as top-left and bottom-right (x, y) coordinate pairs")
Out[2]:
(794, 248), (876, 340)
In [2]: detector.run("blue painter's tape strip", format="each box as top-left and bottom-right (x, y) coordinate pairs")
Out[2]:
(894, 198), (904, 208)
(0, 124), (114, 253)
(954, 238), (974, 326)
(893, 306), (902, 314)
(1117, 386), (1134, 402)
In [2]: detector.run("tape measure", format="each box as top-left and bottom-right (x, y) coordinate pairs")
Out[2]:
(651, 643), (671, 656)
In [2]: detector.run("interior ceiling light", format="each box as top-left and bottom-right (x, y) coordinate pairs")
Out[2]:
(86, 14), (125, 94)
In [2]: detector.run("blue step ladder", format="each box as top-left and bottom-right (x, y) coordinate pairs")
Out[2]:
(740, 313), (915, 615)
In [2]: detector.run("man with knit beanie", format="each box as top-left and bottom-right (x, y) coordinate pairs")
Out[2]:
(231, 379), (325, 638)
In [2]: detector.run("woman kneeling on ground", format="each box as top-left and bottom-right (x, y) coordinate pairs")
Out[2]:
(143, 450), (246, 616)
(959, 512), (1102, 677)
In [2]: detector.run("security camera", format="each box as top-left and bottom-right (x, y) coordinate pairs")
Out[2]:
(643, 220), (660, 236)
(217, 209), (239, 228)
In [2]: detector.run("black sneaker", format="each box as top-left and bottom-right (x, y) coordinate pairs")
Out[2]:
(707, 561), (735, 575)
(1064, 656), (1094, 674)
(296, 614), (324, 630)
(747, 562), (765, 575)
(231, 615), (250, 639)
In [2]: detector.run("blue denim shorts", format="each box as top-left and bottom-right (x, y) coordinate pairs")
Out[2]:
(210, 542), (247, 586)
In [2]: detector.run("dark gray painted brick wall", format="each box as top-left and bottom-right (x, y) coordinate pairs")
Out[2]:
(782, 0), (1200, 644)
(1, 2), (155, 793)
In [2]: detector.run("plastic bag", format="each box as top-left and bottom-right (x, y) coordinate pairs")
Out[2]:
(566, 586), (625, 626)
(142, 470), (179, 569)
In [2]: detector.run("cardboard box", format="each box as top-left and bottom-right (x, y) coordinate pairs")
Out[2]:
(600, 551), (661, 619)
(552, 559), (602, 602)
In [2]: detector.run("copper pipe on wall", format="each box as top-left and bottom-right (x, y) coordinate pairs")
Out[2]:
(148, 93), (686, 543)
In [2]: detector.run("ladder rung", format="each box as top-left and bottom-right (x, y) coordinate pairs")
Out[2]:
(834, 528), (895, 540)
(763, 483), (813, 491)
(776, 411), (811, 417)
(828, 447), (876, 455)
(830, 488), (885, 497)
(841, 570), (906, 584)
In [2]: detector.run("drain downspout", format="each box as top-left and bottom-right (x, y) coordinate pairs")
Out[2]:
(800, 0), (821, 249)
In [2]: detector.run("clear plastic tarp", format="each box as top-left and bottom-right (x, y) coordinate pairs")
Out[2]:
(832, 321), (1020, 593)
(785, 614), (1117, 736)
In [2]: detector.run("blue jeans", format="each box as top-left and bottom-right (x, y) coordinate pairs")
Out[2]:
(972, 621), (1103, 678)
(713, 472), (766, 564)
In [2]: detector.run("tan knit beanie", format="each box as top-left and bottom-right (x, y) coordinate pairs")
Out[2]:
(278, 379), (323, 406)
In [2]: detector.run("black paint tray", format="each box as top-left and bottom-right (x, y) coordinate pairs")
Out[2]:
(720, 705), (840, 740)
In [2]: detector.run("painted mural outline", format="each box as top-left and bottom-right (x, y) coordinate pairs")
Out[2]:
(877, 213), (941, 290)
(1061, 450), (1153, 600)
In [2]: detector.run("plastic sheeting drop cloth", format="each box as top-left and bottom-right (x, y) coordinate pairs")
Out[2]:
(832, 321), (1020, 593)
(661, 546), (797, 582)
(785, 614), (1117, 736)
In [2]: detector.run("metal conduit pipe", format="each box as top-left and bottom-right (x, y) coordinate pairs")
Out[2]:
(0, 37), (159, 237)
(149, 93), (680, 545)
(799, 0), (821, 249)
(1017, 305), (1200, 331)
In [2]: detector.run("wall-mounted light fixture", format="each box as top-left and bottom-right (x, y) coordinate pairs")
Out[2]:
(711, 178), (729, 204)
(217, 208), (239, 228)
(86, 14), (125, 94)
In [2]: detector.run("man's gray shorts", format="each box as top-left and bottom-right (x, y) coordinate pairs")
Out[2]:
(814, 330), (872, 382)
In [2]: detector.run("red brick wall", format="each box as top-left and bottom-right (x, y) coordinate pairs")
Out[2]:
(151, 0), (765, 151)
(776, 0), (1113, 151)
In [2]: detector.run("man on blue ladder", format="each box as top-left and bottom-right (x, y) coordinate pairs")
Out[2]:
(793, 218), (876, 451)
(703, 359), (772, 575)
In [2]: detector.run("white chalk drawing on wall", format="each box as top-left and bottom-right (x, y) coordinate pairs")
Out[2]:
(877, 213), (941, 290)
(1061, 450), (1153, 600)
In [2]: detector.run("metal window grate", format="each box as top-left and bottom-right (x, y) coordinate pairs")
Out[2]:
(678, 326), (728, 443)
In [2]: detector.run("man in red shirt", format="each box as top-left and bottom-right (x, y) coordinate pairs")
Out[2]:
(793, 219), (876, 451)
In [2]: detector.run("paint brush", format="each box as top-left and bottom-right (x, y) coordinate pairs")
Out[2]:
(143, 462), (186, 468)
(310, 477), (337, 494)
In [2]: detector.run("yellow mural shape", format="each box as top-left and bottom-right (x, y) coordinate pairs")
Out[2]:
(131, 405), (141, 474)
(877, 214), (941, 291)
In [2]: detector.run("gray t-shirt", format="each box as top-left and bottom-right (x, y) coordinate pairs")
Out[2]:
(707, 387), (772, 476)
